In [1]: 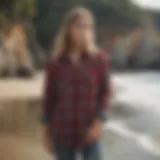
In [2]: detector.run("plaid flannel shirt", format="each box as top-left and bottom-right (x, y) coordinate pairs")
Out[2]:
(43, 52), (111, 148)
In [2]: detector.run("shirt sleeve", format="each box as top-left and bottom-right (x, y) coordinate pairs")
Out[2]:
(42, 60), (57, 125)
(95, 53), (111, 122)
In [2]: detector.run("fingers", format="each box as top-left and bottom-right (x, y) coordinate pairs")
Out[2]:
(44, 135), (54, 154)
(86, 124), (103, 144)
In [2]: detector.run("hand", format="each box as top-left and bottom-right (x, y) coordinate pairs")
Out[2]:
(44, 126), (54, 154)
(86, 119), (103, 144)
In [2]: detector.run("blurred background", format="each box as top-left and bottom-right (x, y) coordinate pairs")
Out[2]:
(0, 0), (160, 160)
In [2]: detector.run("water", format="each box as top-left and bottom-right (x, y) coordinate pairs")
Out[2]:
(103, 72), (160, 160)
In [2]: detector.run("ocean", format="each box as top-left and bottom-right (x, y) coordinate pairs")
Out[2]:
(102, 72), (160, 160)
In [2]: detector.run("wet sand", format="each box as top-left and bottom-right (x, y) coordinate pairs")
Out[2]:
(0, 72), (160, 160)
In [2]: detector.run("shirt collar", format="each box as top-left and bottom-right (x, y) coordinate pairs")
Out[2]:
(58, 52), (91, 64)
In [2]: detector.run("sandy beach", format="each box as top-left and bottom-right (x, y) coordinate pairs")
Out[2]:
(0, 72), (160, 160)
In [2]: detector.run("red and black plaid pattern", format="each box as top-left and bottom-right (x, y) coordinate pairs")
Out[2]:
(43, 52), (111, 148)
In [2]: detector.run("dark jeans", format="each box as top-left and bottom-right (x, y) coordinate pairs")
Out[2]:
(55, 142), (102, 160)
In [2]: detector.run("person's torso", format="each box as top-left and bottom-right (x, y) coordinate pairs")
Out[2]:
(51, 54), (104, 147)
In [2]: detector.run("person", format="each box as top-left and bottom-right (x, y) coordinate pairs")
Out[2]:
(43, 7), (111, 160)
(2, 23), (34, 77)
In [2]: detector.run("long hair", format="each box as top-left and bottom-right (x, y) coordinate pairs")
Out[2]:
(52, 7), (98, 60)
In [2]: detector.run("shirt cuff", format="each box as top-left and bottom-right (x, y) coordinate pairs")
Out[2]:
(95, 104), (107, 122)
(96, 110), (107, 122)
(41, 116), (51, 125)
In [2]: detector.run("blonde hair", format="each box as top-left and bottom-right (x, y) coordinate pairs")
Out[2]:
(52, 7), (98, 60)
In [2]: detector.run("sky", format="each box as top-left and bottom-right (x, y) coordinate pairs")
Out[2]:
(132, 0), (160, 10)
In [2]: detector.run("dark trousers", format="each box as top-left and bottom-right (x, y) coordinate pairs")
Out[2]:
(55, 142), (102, 160)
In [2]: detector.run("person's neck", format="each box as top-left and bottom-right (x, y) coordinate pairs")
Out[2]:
(69, 48), (82, 64)
(70, 46), (82, 54)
